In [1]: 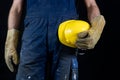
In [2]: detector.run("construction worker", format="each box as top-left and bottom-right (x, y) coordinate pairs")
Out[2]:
(5, 0), (105, 80)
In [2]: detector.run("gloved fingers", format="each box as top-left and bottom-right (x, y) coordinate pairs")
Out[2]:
(76, 37), (91, 44)
(76, 37), (95, 49)
(75, 38), (89, 49)
(77, 31), (88, 39)
(5, 29), (19, 72)
(75, 43), (89, 50)
(12, 50), (19, 65)
(5, 55), (14, 72)
(5, 48), (18, 72)
(76, 43), (95, 50)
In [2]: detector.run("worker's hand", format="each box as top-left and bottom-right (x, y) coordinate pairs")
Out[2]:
(5, 29), (19, 72)
(75, 15), (106, 49)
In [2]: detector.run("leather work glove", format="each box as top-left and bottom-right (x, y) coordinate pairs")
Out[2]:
(5, 29), (19, 72)
(75, 15), (106, 49)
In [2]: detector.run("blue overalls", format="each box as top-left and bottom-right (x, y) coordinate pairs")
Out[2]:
(16, 0), (79, 80)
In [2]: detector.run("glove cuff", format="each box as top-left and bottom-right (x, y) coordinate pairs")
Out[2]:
(90, 15), (105, 24)
(6, 29), (20, 48)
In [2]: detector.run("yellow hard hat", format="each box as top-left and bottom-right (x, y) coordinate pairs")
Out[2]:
(58, 20), (90, 48)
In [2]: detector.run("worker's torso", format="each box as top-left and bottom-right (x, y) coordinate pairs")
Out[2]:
(25, 0), (77, 17)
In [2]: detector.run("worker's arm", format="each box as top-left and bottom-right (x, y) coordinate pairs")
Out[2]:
(84, 0), (100, 22)
(76, 0), (106, 49)
(8, 0), (24, 29)
(5, 0), (24, 72)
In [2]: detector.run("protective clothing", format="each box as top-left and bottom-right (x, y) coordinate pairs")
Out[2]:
(54, 45), (78, 80)
(5, 29), (19, 72)
(58, 20), (90, 48)
(25, 0), (77, 17)
(71, 56), (78, 80)
(16, 16), (78, 80)
(76, 15), (106, 49)
(16, 0), (79, 79)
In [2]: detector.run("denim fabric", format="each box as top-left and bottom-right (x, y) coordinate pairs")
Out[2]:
(54, 46), (78, 80)
(71, 56), (79, 80)
(16, 10), (79, 80)
(25, 0), (77, 17)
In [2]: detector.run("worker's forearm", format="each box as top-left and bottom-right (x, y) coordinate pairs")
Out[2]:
(8, 1), (23, 30)
(84, 0), (100, 22)
(8, 10), (22, 29)
(87, 5), (100, 22)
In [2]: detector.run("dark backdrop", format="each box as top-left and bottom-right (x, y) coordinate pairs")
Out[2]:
(0, 0), (17, 80)
(0, 0), (118, 80)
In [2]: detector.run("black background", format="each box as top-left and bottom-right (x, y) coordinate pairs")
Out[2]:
(0, 0), (119, 80)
